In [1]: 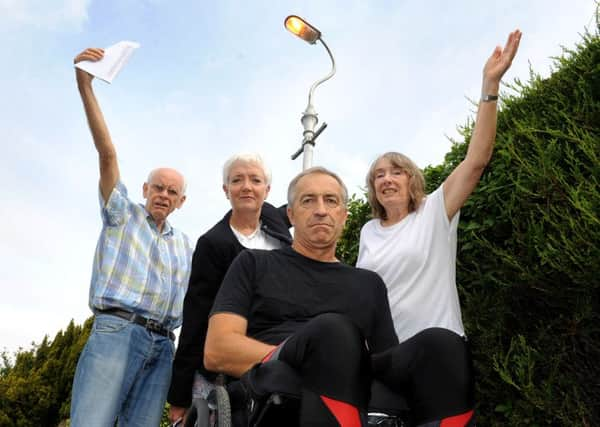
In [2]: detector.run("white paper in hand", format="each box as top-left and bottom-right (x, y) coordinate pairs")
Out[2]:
(75, 41), (141, 83)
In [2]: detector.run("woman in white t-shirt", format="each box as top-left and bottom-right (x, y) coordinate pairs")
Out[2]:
(358, 30), (522, 425)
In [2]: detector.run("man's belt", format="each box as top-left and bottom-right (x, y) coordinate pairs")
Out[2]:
(98, 308), (175, 341)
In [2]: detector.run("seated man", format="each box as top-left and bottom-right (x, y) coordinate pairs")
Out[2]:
(205, 167), (475, 427)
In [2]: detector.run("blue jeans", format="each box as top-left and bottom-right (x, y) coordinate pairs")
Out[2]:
(70, 314), (175, 427)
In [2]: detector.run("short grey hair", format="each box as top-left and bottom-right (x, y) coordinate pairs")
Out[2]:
(222, 152), (272, 186)
(287, 166), (348, 206)
(147, 168), (187, 195)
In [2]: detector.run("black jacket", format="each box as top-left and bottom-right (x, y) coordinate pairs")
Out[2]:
(167, 202), (292, 407)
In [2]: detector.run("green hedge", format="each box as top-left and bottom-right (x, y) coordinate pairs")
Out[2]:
(0, 319), (92, 427)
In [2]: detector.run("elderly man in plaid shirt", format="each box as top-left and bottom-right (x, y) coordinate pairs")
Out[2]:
(70, 47), (193, 427)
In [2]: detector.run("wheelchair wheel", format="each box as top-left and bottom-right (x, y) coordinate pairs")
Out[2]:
(212, 385), (231, 427)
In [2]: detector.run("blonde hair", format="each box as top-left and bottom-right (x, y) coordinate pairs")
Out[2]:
(366, 152), (425, 219)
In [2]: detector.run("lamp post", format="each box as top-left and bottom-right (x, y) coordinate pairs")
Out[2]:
(284, 15), (336, 171)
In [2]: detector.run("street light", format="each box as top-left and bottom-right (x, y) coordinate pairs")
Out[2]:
(285, 15), (336, 170)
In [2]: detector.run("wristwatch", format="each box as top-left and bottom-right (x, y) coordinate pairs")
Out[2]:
(481, 94), (499, 102)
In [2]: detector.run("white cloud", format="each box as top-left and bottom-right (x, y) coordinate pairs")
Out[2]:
(0, 0), (91, 31)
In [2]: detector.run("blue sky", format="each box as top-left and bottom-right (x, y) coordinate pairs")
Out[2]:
(1, 0), (597, 354)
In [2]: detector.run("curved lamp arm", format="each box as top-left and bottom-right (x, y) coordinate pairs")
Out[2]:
(307, 38), (336, 109)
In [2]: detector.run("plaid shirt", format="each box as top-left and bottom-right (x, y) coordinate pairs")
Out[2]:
(89, 181), (192, 330)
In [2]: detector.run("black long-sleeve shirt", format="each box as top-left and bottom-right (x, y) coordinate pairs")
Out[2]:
(167, 203), (291, 408)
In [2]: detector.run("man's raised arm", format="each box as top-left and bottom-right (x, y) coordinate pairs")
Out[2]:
(74, 48), (120, 203)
